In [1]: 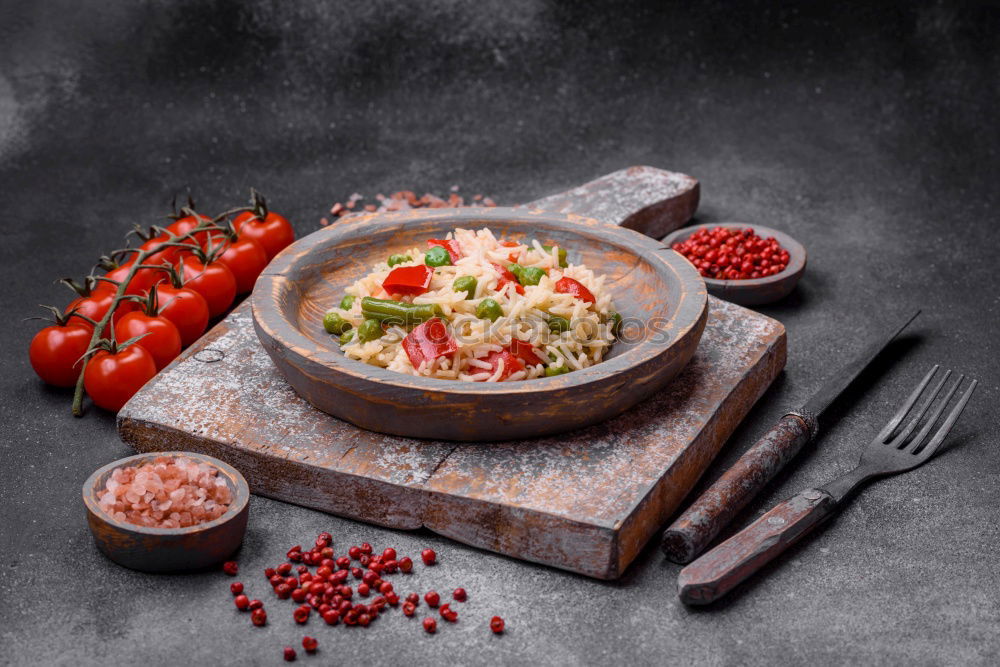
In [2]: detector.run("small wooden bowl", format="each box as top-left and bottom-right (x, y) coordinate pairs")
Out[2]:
(253, 207), (708, 442)
(83, 452), (250, 572)
(662, 223), (806, 306)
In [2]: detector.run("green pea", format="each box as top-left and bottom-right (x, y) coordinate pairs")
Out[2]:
(541, 244), (568, 268)
(323, 312), (351, 335)
(548, 316), (571, 334)
(544, 364), (570, 377)
(339, 329), (356, 346)
(607, 312), (623, 336)
(339, 295), (355, 310)
(453, 276), (477, 299)
(508, 263), (544, 286)
(476, 298), (503, 322)
(388, 254), (412, 267)
(424, 246), (451, 267)
(357, 319), (382, 342)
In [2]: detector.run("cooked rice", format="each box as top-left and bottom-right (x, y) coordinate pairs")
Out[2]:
(326, 227), (618, 382)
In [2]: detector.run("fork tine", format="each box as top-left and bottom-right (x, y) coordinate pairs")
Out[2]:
(888, 368), (951, 447)
(876, 365), (939, 442)
(904, 374), (963, 453)
(914, 379), (978, 459)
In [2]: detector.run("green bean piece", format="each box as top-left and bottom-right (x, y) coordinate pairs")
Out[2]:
(339, 329), (356, 346)
(339, 294), (356, 310)
(476, 297), (503, 322)
(453, 276), (477, 299)
(541, 244), (569, 268)
(548, 316), (571, 334)
(357, 319), (382, 343)
(507, 263), (544, 286)
(424, 246), (451, 267)
(360, 296), (441, 327)
(607, 311), (623, 336)
(544, 364), (570, 377)
(387, 254), (412, 267)
(323, 312), (351, 335)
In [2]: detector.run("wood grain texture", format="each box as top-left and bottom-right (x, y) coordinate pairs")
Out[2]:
(252, 207), (707, 441)
(661, 414), (813, 563)
(116, 169), (787, 579)
(677, 488), (837, 605)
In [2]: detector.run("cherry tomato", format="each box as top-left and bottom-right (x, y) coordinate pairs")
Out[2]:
(233, 210), (295, 260)
(167, 213), (214, 249)
(212, 235), (269, 293)
(83, 345), (157, 412)
(114, 311), (182, 370)
(66, 286), (136, 335)
(138, 234), (183, 269)
(155, 284), (210, 347)
(102, 261), (161, 297)
(29, 322), (93, 387)
(180, 257), (237, 318)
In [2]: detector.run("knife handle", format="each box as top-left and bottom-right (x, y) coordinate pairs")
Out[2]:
(677, 488), (837, 605)
(661, 413), (814, 563)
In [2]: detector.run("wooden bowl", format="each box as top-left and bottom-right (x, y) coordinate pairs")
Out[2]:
(253, 207), (708, 442)
(83, 452), (250, 572)
(662, 223), (806, 306)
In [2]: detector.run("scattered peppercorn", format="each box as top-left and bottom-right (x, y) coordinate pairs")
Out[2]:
(222, 561), (238, 576)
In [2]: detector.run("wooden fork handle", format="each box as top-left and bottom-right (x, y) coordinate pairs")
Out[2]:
(677, 488), (837, 605)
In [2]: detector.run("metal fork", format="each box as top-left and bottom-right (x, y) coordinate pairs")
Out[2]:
(677, 366), (978, 605)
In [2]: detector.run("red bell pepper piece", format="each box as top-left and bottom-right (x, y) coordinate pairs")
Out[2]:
(483, 348), (525, 380)
(402, 318), (458, 370)
(492, 263), (525, 295)
(499, 240), (519, 248)
(509, 339), (545, 366)
(382, 265), (434, 296)
(554, 276), (595, 304)
(427, 239), (462, 263)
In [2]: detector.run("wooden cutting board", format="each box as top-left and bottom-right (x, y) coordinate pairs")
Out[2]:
(117, 167), (785, 579)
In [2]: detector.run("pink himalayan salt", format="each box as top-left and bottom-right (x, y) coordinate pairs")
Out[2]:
(98, 456), (233, 529)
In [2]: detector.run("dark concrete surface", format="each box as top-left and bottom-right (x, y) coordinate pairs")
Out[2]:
(2, 1), (998, 665)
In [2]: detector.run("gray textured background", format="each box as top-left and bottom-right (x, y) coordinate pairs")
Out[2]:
(1, 1), (998, 665)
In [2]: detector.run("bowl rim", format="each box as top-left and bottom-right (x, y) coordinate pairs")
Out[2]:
(82, 451), (250, 536)
(662, 222), (806, 287)
(253, 206), (708, 397)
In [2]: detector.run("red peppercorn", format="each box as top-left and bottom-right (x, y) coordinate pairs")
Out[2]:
(360, 542), (373, 555)
(357, 613), (371, 627)
(296, 564), (309, 574)
(251, 608), (267, 626)
(339, 585), (353, 598)
(369, 561), (384, 575)
(343, 611), (358, 626)
(291, 588), (308, 603)
(264, 567), (277, 579)
(406, 592), (420, 605)
(421, 549), (436, 566)
(402, 602), (416, 617)
(362, 570), (378, 585)
(320, 547), (334, 559)
(322, 609), (340, 625)
(249, 599), (263, 610)
(222, 561), (238, 576)
(308, 581), (325, 595)
(336, 556), (350, 568)
(234, 594), (250, 610)
(230, 582), (244, 595)
(287, 547), (302, 562)
(269, 574), (284, 588)
(398, 556), (413, 573)
(382, 547), (396, 561)
(423, 617), (437, 633)
(283, 646), (296, 662)
(379, 581), (393, 595)
(276, 584), (292, 599)
(357, 583), (370, 597)
(385, 592), (400, 606)
(277, 562), (292, 576)
(424, 591), (440, 608)
(293, 605), (311, 624)
(490, 616), (505, 634)
(452, 588), (467, 602)
(331, 570), (349, 584)
(302, 636), (318, 653)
